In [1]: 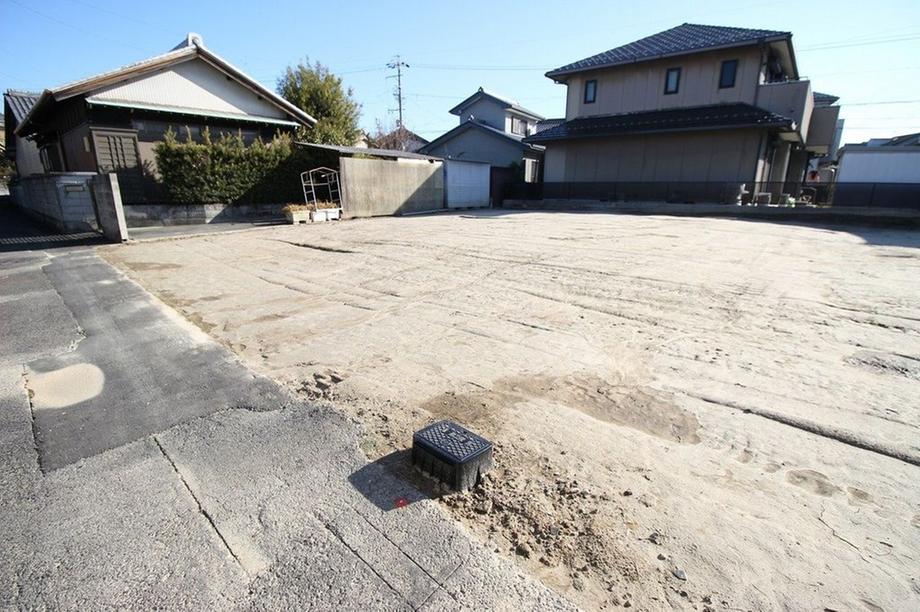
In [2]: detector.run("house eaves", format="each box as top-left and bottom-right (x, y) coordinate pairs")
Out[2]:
(448, 87), (544, 121)
(546, 23), (793, 81)
(16, 34), (316, 136)
(525, 103), (793, 144)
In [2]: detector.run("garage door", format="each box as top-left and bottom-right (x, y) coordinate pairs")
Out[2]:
(445, 160), (490, 208)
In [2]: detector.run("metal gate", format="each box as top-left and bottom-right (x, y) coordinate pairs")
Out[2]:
(445, 160), (490, 209)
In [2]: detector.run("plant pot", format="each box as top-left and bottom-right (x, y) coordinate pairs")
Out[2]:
(285, 210), (310, 224)
(310, 208), (342, 222)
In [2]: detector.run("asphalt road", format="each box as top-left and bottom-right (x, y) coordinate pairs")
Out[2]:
(0, 211), (572, 610)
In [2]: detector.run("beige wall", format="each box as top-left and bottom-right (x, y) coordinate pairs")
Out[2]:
(564, 46), (763, 120)
(341, 157), (444, 217)
(89, 58), (287, 119)
(544, 129), (763, 183)
(806, 105), (840, 153)
(756, 80), (812, 141)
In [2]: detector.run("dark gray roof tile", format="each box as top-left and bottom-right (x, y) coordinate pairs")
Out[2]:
(547, 23), (791, 78)
(4, 90), (41, 124)
(525, 103), (793, 143)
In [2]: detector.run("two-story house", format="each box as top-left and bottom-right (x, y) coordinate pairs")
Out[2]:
(526, 23), (841, 203)
(419, 88), (545, 181)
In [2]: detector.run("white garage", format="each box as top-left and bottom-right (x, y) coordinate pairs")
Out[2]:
(444, 160), (490, 209)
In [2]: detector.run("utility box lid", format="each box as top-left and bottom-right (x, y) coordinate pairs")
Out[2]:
(412, 420), (493, 491)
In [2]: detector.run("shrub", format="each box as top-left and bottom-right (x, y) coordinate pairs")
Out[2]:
(153, 129), (337, 205)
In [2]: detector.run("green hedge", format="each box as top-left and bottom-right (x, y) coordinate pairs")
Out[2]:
(153, 129), (337, 204)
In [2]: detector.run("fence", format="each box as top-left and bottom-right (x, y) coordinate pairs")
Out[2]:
(500, 181), (920, 209)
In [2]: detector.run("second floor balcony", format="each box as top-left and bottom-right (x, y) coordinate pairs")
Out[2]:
(756, 79), (813, 142)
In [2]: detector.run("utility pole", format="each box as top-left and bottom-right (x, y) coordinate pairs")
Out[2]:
(387, 55), (409, 128)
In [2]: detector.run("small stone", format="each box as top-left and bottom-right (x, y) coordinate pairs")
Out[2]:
(622, 489), (633, 497)
(648, 532), (661, 545)
(623, 601), (632, 608)
(657, 553), (666, 561)
(572, 577), (585, 591)
(474, 499), (493, 514)
(672, 568), (687, 581)
(515, 543), (531, 558)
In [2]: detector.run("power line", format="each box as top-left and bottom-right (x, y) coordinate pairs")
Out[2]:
(841, 99), (920, 106)
(799, 33), (920, 52)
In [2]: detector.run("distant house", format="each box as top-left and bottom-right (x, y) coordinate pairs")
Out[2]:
(10, 33), (315, 201)
(3, 90), (43, 177)
(419, 88), (545, 181)
(368, 126), (430, 153)
(527, 23), (841, 202)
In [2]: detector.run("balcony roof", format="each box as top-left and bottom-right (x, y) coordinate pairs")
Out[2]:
(525, 103), (793, 143)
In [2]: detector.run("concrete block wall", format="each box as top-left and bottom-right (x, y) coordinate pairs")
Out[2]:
(340, 157), (444, 218)
(14, 173), (99, 232)
(121, 203), (287, 227)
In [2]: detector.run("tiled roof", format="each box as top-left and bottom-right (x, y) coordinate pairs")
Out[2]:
(547, 23), (791, 78)
(3, 90), (41, 124)
(813, 91), (840, 106)
(879, 132), (920, 147)
(525, 103), (793, 143)
(534, 118), (565, 133)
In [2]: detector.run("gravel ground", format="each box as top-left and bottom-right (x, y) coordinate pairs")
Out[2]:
(103, 210), (920, 611)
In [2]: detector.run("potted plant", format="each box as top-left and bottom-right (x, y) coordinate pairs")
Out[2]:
(310, 200), (342, 222)
(283, 204), (311, 224)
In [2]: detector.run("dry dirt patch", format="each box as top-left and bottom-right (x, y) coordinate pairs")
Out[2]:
(102, 213), (920, 611)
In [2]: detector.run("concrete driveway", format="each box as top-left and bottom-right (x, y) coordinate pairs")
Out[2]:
(0, 212), (571, 610)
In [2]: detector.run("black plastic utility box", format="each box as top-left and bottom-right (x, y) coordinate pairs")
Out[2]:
(412, 420), (493, 491)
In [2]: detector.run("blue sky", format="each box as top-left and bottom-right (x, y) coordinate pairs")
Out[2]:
(3, 0), (919, 146)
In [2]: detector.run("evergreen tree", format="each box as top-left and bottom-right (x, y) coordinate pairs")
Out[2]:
(277, 60), (362, 146)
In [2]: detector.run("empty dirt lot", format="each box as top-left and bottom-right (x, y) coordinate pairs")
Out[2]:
(103, 211), (920, 611)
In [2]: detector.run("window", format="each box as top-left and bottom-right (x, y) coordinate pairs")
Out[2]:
(511, 116), (527, 135)
(664, 68), (681, 94)
(584, 79), (597, 104)
(719, 59), (738, 89)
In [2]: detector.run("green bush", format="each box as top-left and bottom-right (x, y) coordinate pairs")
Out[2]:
(153, 129), (337, 204)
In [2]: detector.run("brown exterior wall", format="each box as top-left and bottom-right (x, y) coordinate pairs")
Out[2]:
(544, 129), (764, 184)
(564, 46), (764, 120)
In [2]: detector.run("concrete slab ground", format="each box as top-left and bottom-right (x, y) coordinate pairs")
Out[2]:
(0, 216), (572, 609)
(100, 210), (920, 611)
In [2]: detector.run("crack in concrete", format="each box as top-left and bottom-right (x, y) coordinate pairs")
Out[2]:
(20, 366), (43, 474)
(687, 392), (920, 467)
(319, 517), (408, 605)
(268, 239), (357, 254)
(152, 435), (244, 572)
(353, 507), (461, 608)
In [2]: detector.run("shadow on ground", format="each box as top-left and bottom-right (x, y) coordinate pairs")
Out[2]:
(348, 449), (451, 512)
(0, 205), (105, 252)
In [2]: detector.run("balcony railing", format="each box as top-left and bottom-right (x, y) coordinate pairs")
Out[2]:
(756, 80), (813, 140)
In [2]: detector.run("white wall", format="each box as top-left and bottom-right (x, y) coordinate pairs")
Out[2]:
(445, 160), (490, 208)
(837, 149), (920, 183)
(89, 58), (286, 119)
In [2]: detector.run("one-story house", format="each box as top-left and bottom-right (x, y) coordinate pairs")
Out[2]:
(10, 33), (316, 202)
